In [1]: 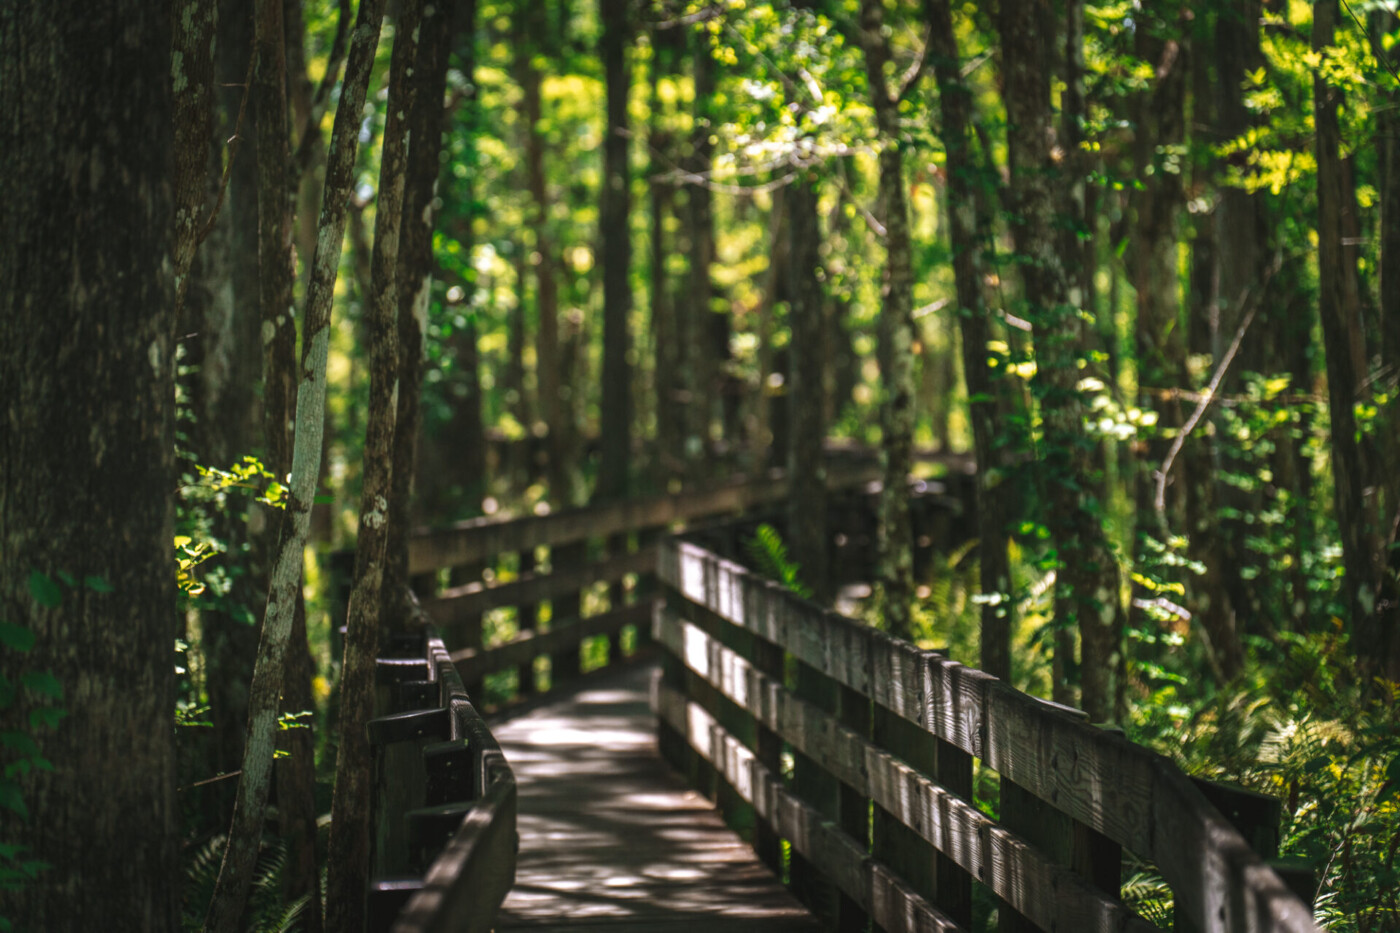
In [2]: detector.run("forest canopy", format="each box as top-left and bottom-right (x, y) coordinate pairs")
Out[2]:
(2, 0), (1398, 930)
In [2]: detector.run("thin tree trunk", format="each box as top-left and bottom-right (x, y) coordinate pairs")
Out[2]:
(787, 172), (829, 602)
(1, 4), (178, 928)
(203, 1), (386, 928)
(324, 2), (421, 927)
(173, 0), (217, 325)
(651, 16), (682, 486)
(1314, 0), (1383, 659)
(859, 0), (916, 639)
(598, 0), (632, 503)
(516, 6), (567, 504)
(927, 0), (1014, 682)
(684, 35), (715, 477)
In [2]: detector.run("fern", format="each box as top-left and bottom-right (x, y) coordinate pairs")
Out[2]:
(744, 523), (812, 599)
(183, 835), (304, 932)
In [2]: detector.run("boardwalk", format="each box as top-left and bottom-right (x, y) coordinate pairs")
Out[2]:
(491, 661), (820, 933)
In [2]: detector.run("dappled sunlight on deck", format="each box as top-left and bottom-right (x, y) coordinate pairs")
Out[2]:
(492, 662), (820, 932)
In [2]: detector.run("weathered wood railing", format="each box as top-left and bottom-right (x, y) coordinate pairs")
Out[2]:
(654, 537), (1321, 933)
(365, 621), (517, 933)
(401, 458), (968, 709)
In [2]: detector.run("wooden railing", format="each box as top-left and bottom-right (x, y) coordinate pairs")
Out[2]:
(654, 537), (1322, 933)
(400, 459), (970, 709)
(365, 621), (516, 933)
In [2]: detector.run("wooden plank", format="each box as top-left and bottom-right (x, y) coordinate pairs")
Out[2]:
(653, 681), (965, 933)
(424, 547), (655, 630)
(495, 663), (819, 931)
(654, 611), (1154, 933)
(451, 603), (651, 681)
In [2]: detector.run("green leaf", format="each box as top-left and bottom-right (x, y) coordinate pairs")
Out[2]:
(54, 570), (75, 587)
(0, 624), (34, 653)
(83, 576), (113, 594)
(27, 572), (61, 609)
(28, 708), (65, 731)
(20, 672), (61, 701)
(0, 732), (39, 758)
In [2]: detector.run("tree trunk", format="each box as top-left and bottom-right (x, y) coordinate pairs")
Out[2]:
(927, 0), (1014, 682)
(787, 172), (829, 603)
(386, 0), (460, 609)
(997, 0), (1119, 720)
(597, 0), (632, 503)
(1, 6), (178, 930)
(1313, 0), (1384, 662)
(684, 34), (716, 477)
(650, 17), (682, 486)
(203, 1), (386, 928)
(325, 1), (420, 926)
(516, 6), (568, 505)
(859, 0), (916, 639)
(173, 0), (217, 325)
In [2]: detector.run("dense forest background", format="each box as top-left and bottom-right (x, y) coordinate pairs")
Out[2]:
(2, 0), (1399, 929)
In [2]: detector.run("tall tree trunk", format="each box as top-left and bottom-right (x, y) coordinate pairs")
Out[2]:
(787, 172), (829, 602)
(516, 6), (568, 505)
(173, 0), (217, 326)
(859, 0), (916, 639)
(324, 2), (420, 926)
(248, 2), (322, 925)
(1, 5), (178, 929)
(1126, 9), (1196, 673)
(927, 0), (1014, 682)
(997, 0), (1119, 721)
(1214, 0), (1267, 634)
(650, 17), (682, 486)
(597, 0), (632, 503)
(386, 0), (460, 608)
(203, 1), (386, 928)
(684, 34), (716, 478)
(194, 0), (263, 831)
(1313, 0), (1384, 663)
(1183, 3), (1242, 676)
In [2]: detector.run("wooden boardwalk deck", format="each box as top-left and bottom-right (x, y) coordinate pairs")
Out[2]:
(491, 661), (820, 933)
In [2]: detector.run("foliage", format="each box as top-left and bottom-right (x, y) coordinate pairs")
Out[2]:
(181, 836), (308, 933)
(0, 573), (74, 931)
(744, 523), (813, 599)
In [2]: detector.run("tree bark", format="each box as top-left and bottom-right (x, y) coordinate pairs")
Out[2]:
(173, 0), (218, 325)
(787, 172), (829, 602)
(516, 5), (568, 505)
(1313, 0), (1384, 662)
(684, 34), (716, 477)
(927, 0), (1014, 682)
(997, 0), (1120, 720)
(1, 6), (178, 930)
(203, 1), (386, 928)
(858, 0), (916, 639)
(651, 17), (683, 487)
(386, 0), (460, 609)
(597, 0), (632, 504)
(325, 1), (420, 926)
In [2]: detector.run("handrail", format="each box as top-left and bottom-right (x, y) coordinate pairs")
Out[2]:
(363, 606), (517, 933)
(654, 536), (1321, 933)
(373, 462), (971, 714)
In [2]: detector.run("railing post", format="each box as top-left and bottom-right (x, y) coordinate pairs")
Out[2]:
(998, 699), (1120, 933)
(515, 547), (538, 699)
(790, 654), (844, 927)
(451, 560), (485, 702)
(548, 539), (586, 689)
